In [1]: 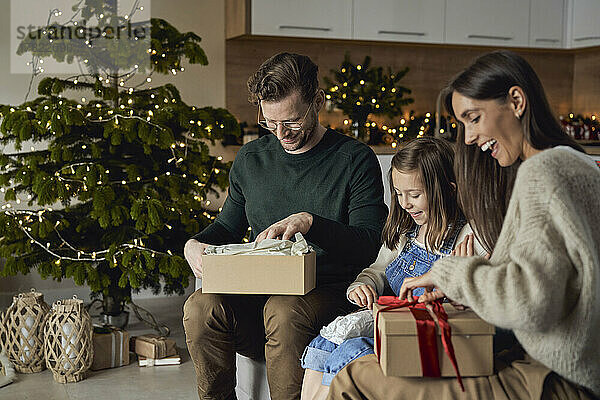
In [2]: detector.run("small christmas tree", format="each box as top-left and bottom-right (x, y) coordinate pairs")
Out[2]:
(0, 1), (239, 318)
(324, 54), (414, 142)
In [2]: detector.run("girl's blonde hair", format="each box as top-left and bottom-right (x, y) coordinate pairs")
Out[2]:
(382, 137), (463, 252)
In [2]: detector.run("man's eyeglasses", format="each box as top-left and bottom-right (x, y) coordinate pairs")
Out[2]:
(257, 100), (313, 132)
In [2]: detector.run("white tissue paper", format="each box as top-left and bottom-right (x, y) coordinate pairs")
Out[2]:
(319, 309), (374, 345)
(204, 232), (312, 256)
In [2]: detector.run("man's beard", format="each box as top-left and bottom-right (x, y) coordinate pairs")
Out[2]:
(279, 117), (316, 152)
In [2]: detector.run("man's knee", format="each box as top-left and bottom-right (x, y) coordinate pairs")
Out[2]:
(183, 289), (228, 339)
(263, 295), (310, 336)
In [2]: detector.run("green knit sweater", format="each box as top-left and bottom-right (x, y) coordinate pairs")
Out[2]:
(431, 146), (600, 395)
(193, 129), (388, 284)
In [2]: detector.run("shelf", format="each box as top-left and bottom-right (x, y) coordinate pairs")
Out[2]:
(576, 140), (600, 145)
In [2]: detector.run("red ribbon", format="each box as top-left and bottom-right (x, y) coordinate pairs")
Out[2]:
(375, 296), (465, 392)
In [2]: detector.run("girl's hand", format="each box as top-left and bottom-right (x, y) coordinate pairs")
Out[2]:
(348, 284), (378, 309)
(398, 271), (439, 302)
(451, 233), (475, 257)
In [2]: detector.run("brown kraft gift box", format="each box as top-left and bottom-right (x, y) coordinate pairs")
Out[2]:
(201, 251), (316, 295)
(374, 302), (495, 377)
(130, 334), (178, 359)
(91, 326), (130, 370)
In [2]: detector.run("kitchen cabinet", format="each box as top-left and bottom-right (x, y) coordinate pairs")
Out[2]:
(570, 0), (600, 48)
(530, 0), (565, 48)
(353, 0), (445, 44)
(445, 0), (530, 47)
(226, 0), (599, 49)
(251, 0), (352, 40)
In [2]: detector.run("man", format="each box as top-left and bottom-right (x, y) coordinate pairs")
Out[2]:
(183, 52), (387, 400)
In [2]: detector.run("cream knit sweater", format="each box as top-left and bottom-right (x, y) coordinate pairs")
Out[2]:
(430, 146), (600, 395)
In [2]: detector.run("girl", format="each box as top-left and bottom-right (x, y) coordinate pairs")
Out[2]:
(300, 137), (487, 400)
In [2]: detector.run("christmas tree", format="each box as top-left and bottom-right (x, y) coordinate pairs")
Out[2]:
(0, 1), (239, 317)
(324, 54), (414, 142)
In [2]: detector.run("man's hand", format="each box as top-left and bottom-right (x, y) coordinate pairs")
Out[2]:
(255, 212), (313, 242)
(184, 239), (209, 278)
(348, 284), (378, 309)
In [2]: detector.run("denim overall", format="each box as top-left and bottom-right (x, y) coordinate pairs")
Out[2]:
(301, 221), (466, 386)
(386, 221), (464, 297)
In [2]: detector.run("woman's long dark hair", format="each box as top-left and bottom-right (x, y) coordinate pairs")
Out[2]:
(443, 50), (585, 253)
(382, 137), (463, 252)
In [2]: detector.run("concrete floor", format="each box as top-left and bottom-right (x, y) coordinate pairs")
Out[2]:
(1, 296), (199, 400)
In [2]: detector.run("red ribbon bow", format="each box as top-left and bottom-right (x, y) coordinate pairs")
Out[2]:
(375, 296), (465, 392)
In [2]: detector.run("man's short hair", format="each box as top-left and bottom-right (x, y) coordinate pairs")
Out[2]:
(247, 52), (319, 105)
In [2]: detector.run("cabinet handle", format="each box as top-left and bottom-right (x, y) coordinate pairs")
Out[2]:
(278, 25), (331, 32)
(535, 38), (559, 43)
(467, 34), (513, 41)
(574, 36), (600, 41)
(377, 30), (426, 37)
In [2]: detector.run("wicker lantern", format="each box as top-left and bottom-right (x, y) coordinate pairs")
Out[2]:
(0, 288), (50, 373)
(44, 296), (93, 383)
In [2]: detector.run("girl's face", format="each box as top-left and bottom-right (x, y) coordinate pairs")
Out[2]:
(392, 169), (429, 227)
(451, 89), (537, 167)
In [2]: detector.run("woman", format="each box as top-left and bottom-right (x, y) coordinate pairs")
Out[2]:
(326, 50), (600, 399)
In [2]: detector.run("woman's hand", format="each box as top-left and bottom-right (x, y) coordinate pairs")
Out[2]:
(398, 271), (441, 302)
(348, 284), (378, 309)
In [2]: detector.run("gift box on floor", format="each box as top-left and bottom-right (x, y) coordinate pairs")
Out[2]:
(130, 334), (177, 359)
(374, 300), (495, 378)
(90, 326), (130, 370)
(201, 252), (316, 295)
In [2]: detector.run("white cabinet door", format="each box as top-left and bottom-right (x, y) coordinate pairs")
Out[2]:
(445, 0), (530, 47)
(530, 0), (565, 48)
(251, 0), (352, 40)
(570, 0), (600, 48)
(353, 0), (445, 44)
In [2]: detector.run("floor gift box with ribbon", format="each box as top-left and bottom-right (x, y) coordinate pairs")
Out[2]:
(90, 325), (130, 371)
(374, 296), (495, 391)
(130, 334), (177, 360)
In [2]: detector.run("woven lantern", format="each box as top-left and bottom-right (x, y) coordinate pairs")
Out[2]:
(44, 296), (93, 383)
(0, 288), (50, 373)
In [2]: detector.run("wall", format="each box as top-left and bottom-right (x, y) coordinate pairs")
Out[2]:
(0, 0), (228, 306)
(572, 49), (600, 115)
(226, 37), (600, 128)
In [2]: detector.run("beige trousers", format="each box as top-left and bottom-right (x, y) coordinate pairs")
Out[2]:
(327, 353), (597, 400)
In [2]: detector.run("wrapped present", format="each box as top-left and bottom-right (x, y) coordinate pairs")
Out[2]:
(130, 334), (177, 359)
(374, 297), (495, 391)
(90, 325), (129, 371)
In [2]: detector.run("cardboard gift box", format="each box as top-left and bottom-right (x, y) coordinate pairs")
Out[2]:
(201, 251), (316, 295)
(91, 326), (130, 370)
(374, 301), (495, 377)
(130, 334), (177, 359)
